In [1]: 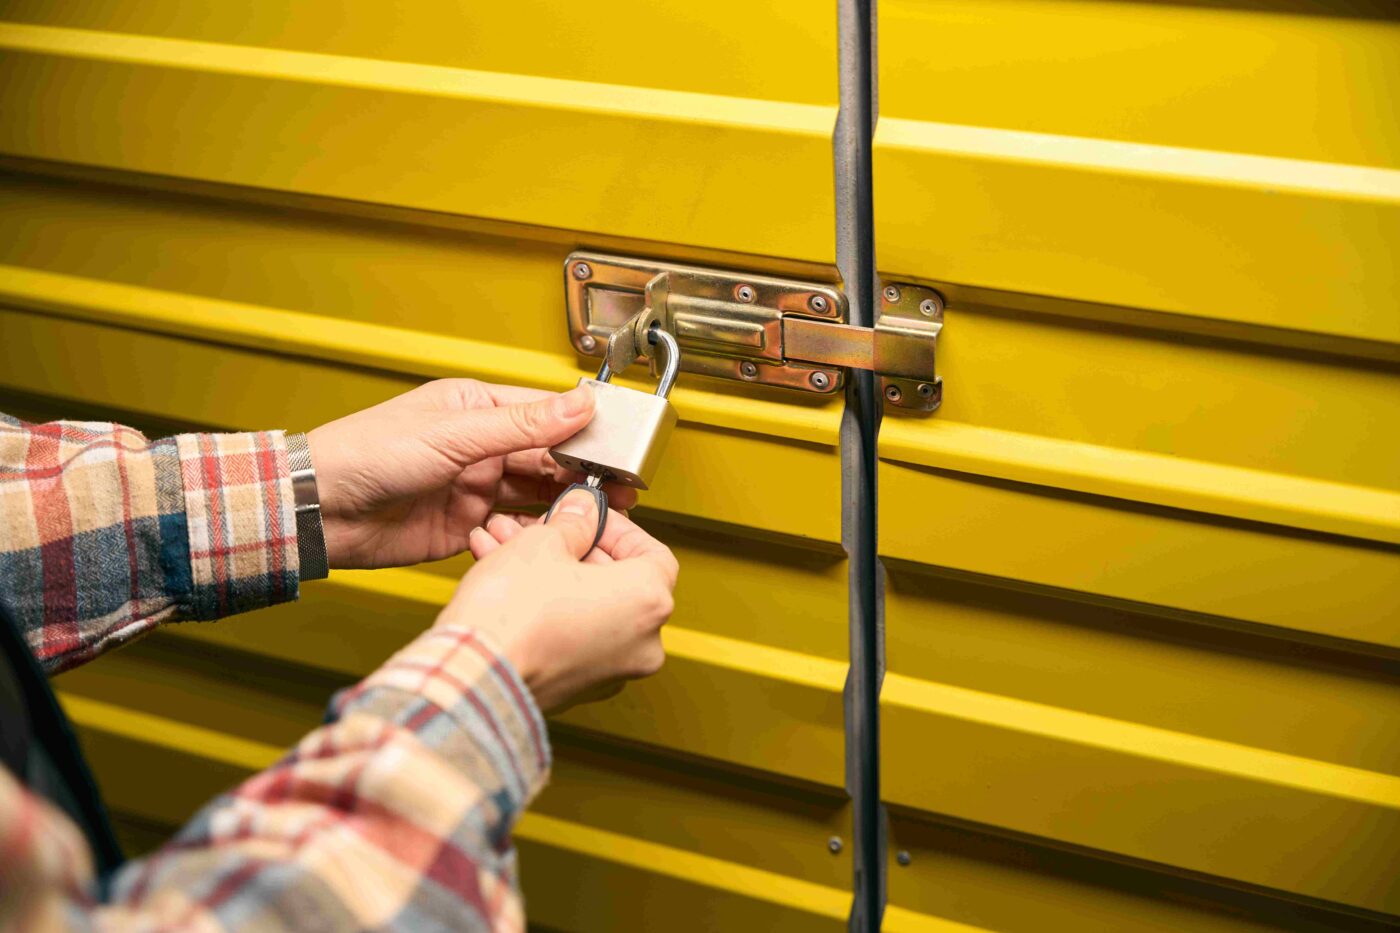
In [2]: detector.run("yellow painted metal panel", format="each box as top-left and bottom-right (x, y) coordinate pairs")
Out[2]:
(881, 467), (1399, 648)
(0, 19), (836, 263)
(0, 0), (836, 107)
(0, 3), (850, 926)
(874, 2), (1400, 347)
(877, 1), (1400, 926)
(883, 816), (1399, 933)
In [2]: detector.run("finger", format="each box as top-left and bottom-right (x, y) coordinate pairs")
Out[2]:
(541, 487), (604, 560)
(597, 559), (674, 629)
(485, 512), (527, 544)
(467, 526), (501, 560)
(596, 482), (638, 512)
(495, 474), (568, 509)
(491, 509), (611, 564)
(503, 446), (567, 481)
(583, 543), (615, 565)
(442, 384), (595, 462)
(593, 509), (678, 585)
(397, 379), (557, 413)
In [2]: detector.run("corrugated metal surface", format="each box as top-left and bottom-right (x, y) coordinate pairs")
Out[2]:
(0, 3), (857, 928)
(5, 2), (1399, 929)
(875, 1), (1400, 929)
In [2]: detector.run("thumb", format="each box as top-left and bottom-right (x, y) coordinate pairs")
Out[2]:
(450, 384), (594, 461)
(542, 487), (604, 560)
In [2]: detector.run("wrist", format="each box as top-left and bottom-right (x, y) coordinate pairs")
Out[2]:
(286, 432), (330, 580)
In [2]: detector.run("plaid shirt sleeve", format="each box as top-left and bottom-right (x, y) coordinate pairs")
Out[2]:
(0, 413), (300, 674)
(0, 625), (551, 932)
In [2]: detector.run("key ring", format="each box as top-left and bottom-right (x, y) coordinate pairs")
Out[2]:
(543, 475), (608, 559)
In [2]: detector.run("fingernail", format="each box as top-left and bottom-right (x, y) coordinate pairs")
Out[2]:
(554, 384), (593, 418)
(556, 488), (598, 519)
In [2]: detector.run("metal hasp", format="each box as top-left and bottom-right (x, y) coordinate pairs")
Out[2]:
(565, 252), (942, 412)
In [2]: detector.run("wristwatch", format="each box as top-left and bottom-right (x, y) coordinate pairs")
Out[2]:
(286, 432), (330, 581)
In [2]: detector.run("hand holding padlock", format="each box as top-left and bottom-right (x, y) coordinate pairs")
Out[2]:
(545, 319), (680, 556)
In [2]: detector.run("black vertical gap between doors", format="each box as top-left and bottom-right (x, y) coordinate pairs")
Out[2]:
(835, 1), (884, 930)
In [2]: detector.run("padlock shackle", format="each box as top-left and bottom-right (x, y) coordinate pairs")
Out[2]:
(593, 323), (680, 399)
(651, 327), (680, 398)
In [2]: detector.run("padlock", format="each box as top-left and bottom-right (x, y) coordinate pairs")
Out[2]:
(549, 326), (680, 490)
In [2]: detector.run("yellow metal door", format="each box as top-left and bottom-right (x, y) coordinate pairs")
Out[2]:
(0, 3), (860, 928)
(874, 2), (1400, 930)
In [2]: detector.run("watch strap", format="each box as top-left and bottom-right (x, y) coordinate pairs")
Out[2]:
(286, 432), (329, 581)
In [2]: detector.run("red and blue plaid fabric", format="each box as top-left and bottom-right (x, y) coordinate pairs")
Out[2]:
(0, 414), (299, 672)
(0, 415), (549, 931)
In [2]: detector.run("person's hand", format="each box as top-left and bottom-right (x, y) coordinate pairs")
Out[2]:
(438, 489), (678, 713)
(306, 379), (638, 569)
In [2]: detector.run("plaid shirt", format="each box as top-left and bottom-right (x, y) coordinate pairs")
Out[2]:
(0, 415), (549, 931)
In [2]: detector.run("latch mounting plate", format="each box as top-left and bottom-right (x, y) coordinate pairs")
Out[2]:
(564, 252), (941, 411)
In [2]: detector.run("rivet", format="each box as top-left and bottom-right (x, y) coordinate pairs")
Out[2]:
(572, 261), (593, 281)
(885, 384), (903, 403)
(808, 294), (830, 314)
(917, 382), (935, 399)
(883, 284), (901, 303)
(740, 361), (759, 379)
(809, 371), (832, 391)
(827, 836), (843, 854)
(736, 284), (756, 303)
(578, 334), (597, 352)
(896, 850), (912, 867)
(919, 295), (943, 317)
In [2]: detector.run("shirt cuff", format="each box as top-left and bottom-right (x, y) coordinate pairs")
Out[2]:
(163, 430), (300, 620)
(334, 625), (552, 816)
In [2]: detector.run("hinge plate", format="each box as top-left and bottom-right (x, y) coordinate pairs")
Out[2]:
(564, 252), (941, 411)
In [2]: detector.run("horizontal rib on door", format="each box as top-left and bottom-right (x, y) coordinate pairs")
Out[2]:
(875, 0), (1400, 927)
(0, 3), (854, 927)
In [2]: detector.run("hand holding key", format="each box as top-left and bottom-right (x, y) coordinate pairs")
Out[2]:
(455, 489), (678, 712)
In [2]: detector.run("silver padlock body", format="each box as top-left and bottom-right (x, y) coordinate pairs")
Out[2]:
(549, 378), (677, 489)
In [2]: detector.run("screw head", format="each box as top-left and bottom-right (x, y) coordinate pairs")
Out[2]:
(809, 371), (831, 391)
(736, 284), (756, 303)
(896, 850), (912, 867)
(885, 384), (903, 403)
(740, 361), (758, 379)
(579, 334), (597, 352)
(572, 261), (592, 281)
(808, 294), (830, 314)
(827, 836), (843, 854)
(883, 284), (901, 303)
(917, 382), (935, 399)
(919, 296), (943, 317)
